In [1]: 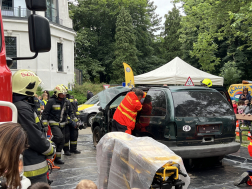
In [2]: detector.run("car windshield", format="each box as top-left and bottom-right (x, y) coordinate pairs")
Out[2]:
(172, 91), (233, 117)
(84, 95), (99, 104)
(110, 95), (126, 108)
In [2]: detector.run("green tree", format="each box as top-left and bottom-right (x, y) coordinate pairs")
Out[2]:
(173, 0), (252, 81)
(112, 7), (138, 83)
(69, 0), (166, 83)
(163, 5), (182, 61)
(220, 61), (242, 87)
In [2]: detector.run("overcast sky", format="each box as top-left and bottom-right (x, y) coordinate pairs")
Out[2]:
(153, 0), (183, 34)
(68, 0), (182, 35)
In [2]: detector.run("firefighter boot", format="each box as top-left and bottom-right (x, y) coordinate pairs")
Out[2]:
(70, 149), (81, 154)
(63, 142), (71, 156)
(54, 157), (64, 164)
(234, 172), (249, 186)
(70, 141), (81, 154)
(64, 151), (71, 156)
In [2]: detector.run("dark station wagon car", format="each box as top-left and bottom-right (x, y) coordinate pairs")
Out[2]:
(91, 86), (240, 159)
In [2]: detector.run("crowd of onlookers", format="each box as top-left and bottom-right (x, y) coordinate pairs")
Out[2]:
(232, 88), (252, 127)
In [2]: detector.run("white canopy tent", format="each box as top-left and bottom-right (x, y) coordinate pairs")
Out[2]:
(134, 57), (224, 86)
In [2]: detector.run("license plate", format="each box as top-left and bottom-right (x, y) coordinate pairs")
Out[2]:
(198, 125), (220, 133)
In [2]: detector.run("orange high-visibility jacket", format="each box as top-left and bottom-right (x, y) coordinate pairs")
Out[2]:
(113, 92), (143, 132)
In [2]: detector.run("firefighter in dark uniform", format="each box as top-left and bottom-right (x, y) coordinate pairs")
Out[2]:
(61, 85), (81, 155)
(34, 95), (41, 117)
(12, 70), (55, 184)
(41, 85), (78, 164)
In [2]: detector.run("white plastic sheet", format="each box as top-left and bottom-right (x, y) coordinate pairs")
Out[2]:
(96, 132), (190, 189)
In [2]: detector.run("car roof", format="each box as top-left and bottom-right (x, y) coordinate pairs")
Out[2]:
(149, 86), (217, 92)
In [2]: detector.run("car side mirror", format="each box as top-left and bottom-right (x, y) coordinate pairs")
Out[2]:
(26, 0), (47, 11)
(98, 107), (103, 112)
(28, 14), (51, 53)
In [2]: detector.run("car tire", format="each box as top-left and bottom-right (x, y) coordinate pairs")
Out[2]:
(87, 113), (96, 127)
(93, 126), (101, 147)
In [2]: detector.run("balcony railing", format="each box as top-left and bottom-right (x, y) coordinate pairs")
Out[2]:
(2, 6), (64, 26)
(1, 6), (31, 18)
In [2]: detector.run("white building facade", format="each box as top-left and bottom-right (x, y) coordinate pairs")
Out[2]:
(2, 0), (76, 90)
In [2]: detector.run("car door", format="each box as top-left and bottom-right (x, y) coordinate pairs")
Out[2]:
(135, 89), (169, 140)
(104, 92), (128, 133)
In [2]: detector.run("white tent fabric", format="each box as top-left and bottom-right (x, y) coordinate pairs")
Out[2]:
(134, 57), (224, 86)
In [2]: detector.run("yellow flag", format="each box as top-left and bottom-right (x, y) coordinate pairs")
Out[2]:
(123, 62), (135, 88)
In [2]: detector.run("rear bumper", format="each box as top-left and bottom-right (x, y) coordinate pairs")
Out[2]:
(169, 142), (240, 159)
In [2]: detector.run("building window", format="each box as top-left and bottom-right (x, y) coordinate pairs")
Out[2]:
(5, 36), (17, 69)
(46, 0), (58, 23)
(2, 0), (13, 9)
(57, 43), (63, 72)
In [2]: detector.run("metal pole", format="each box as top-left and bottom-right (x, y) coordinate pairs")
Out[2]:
(18, 6), (21, 17)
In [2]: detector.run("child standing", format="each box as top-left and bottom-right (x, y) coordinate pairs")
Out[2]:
(238, 100), (246, 127)
(232, 100), (237, 114)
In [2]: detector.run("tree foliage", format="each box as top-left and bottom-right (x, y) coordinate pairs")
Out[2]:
(171, 0), (252, 84)
(112, 7), (138, 83)
(220, 61), (242, 87)
(163, 5), (182, 61)
(69, 0), (167, 83)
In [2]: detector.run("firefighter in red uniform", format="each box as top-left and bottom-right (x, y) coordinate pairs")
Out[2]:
(112, 88), (146, 134)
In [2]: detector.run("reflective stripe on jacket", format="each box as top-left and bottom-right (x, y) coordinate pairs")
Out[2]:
(113, 92), (142, 131)
(14, 100), (54, 178)
(42, 99), (48, 106)
(34, 97), (41, 115)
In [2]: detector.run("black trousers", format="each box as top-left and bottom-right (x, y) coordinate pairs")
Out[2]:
(64, 124), (78, 152)
(29, 173), (47, 185)
(50, 126), (65, 158)
(112, 120), (127, 132)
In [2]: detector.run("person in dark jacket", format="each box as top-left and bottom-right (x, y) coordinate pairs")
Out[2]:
(12, 70), (55, 184)
(41, 85), (78, 164)
(239, 88), (251, 102)
(87, 90), (94, 100)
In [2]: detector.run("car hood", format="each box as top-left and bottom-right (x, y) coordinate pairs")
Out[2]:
(78, 104), (94, 111)
(98, 86), (130, 109)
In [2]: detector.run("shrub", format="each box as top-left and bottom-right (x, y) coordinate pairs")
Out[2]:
(69, 82), (106, 104)
(36, 82), (107, 105)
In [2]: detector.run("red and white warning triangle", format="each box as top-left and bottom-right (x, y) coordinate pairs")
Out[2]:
(185, 76), (194, 86)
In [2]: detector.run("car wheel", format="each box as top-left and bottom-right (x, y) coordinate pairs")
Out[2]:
(88, 113), (96, 127)
(93, 126), (101, 147)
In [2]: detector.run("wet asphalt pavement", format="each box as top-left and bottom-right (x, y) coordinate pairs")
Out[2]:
(50, 128), (252, 189)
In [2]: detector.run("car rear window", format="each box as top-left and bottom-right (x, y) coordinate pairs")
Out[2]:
(172, 91), (234, 117)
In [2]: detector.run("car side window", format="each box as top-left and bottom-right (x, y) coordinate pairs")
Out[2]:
(143, 90), (166, 116)
(110, 95), (126, 108)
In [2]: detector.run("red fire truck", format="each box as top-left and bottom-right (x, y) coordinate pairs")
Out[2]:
(0, 0), (51, 122)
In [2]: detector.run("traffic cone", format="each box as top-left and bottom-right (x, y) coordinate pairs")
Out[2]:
(248, 131), (251, 141)
(236, 120), (240, 136)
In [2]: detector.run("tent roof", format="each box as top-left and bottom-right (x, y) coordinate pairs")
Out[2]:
(134, 57), (223, 86)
